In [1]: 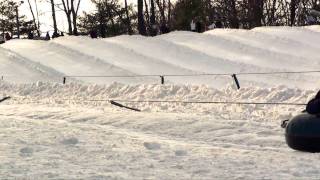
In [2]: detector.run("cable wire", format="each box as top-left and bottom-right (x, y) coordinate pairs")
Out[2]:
(64, 70), (320, 78)
(46, 98), (307, 106)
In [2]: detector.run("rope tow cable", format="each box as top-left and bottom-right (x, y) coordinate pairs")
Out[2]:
(8, 97), (307, 112)
(108, 99), (307, 111)
(110, 100), (141, 112)
(110, 100), (307, 106)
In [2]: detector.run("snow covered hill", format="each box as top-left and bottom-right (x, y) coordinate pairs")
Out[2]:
(1, 26), (320, 88)
(0, 26), (320, 179)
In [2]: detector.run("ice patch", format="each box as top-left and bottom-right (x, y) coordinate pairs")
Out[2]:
(143, 142), (161, 150)
(175, 150), (188, 156)
(61, 137), (79, 145)
(19, 147), (33, 157)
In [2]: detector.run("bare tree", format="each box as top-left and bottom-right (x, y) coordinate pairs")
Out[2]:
(138, 0), (147, 35)
(34, 0), (40, 31)
(150, 0), (156, 35)
(27, 0), (40, 36)
(97, 2), (106, 38)
(61, 0), (73, 34)
(290, 0), (298, 26)
(248, 0), (264, 28)
(124, 0), (133, 34)
(144, 0), (150, 32)
(71, 0), (81, 35)
(224, 0), (239, 28)
(264, 0), (278, 25)
(61, 0), (80, 35)
(167, 0), (171, 27)
(155, 0), (166, 24)
(50, 0), (59, 37)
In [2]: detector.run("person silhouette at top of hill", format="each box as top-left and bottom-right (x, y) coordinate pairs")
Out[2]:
(45, 32), (51, 41)
(190, 19), (196, 32)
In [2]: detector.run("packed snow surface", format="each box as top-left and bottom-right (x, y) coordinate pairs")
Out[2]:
(0, 26), (320, 179)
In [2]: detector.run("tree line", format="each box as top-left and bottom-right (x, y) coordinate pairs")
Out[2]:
(1, 0), (320, 38)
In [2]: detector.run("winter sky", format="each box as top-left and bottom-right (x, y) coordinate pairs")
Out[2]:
(19, 0), (137, 33)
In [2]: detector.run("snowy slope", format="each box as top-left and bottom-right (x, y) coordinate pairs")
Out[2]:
(0, 26), (320, 179)
(1, 26), (320, 88)
(0, 47), (62, 83)
(2, 103), (320, 179)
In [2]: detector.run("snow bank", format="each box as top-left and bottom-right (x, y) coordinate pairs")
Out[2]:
(0, 81), (314, 121)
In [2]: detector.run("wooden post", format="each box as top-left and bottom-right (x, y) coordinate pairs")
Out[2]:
(160, 76), (164, 85)
(232, 74), (240, 89)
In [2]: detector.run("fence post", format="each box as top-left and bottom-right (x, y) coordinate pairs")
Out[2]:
(63, 77), (66, 84)
(160, 76), (165, 85)
(232, 74), (240, 90)
(1, 76), (3, 81)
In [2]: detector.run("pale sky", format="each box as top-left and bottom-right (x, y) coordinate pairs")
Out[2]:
(19, 0), (137, 33)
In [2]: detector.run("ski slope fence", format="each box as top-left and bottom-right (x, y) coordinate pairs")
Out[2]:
(62, 70), (320, 89)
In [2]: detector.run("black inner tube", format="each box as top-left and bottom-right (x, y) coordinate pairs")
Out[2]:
(285, 113), (320, 153)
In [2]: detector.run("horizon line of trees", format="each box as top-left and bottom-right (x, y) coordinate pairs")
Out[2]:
(1, 0), (320, 39)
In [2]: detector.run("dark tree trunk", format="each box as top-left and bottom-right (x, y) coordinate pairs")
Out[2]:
(61, 0), (74, 35)
(124, 0), (133, 35)
(144, 0), (150, 33)
(71, 12), (78, 35)
(106, 5), (116, 35)
(229, 0), (239, 28)
(138, 0), (147, 35)
(34, 0), (41, 32)
(67, 14), (73, 34)
(27, 0), (40, 36)
(71, 0), (81, 35)
(167, 0), (171, 27)
(98, 3), (106, 38)
(290, 0), (297, 26)
(150, 0), (156, 36)
(71, 0), (78, 35)
(248, 0), (263, 28)
(270, 0), (277, 25)
(156, 0), (166, 24)
(50, 0), (59, 37)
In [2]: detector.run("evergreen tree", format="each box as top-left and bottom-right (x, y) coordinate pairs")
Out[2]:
(171, 0), (209, 31)
(0, 0), (27, 37)
(78, 0), (135, 37)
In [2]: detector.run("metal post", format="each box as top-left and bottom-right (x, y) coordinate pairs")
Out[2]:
(232, 74), (240, 90)
(63, 77), (66, 84)
(160, 76), (164, 85)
